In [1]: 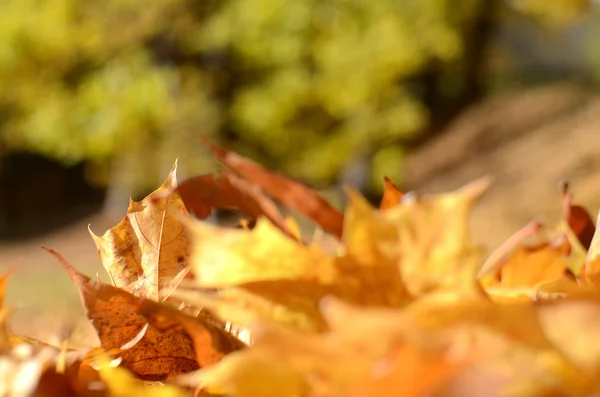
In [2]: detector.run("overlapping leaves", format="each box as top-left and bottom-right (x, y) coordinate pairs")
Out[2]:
(2, 141), (600, 396)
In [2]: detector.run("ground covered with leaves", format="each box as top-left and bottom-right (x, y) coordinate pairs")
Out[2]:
(4, 140), (600, 397)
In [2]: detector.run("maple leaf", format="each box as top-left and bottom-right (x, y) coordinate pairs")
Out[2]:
(376, 178), (491, 298)
(184, 217), (334, 287)
(181, 294), (593, 397)
(11, 144), (600, 396)
(204, 139), (344, 239)
(89, 161), (191, 302)
(44, 247), (243, 382)
(179, 211), (410, 332)
(178, 178), (490, 334)
(175, 171), (293, 238)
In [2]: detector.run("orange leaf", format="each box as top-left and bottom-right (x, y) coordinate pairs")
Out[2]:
(44, 247), (241, 382)
(347, 343), (462, 397)
(205, 139), (344, 239)
(379, 177), (404, 210)
(0, 263), (17, 310)
(490, 241), (573, 289)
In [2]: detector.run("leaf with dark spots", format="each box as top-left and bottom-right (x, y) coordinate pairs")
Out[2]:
(137, 300), (247, 368)
(44, 247), (241, 382)
(204, 139), (344, 239)
(89, 161), (192, 302)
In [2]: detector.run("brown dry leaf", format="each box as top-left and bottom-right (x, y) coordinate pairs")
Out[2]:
(379, 176), (404, 210)
(44, 247), (242, 382)
(205, 139), (344, 239)
(136, 299), (247, 368)
(32, 368), (80, 397)
(89, 161), (191, 302)
(561, 181), (595, 250)
(176, 171), (292, 238)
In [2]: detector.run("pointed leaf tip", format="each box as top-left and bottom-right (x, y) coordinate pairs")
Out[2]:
(380, 176), (404, 210)
(42, 246), (90, 286)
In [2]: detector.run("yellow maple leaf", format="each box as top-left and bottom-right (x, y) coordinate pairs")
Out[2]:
(90, 161), (191, 302)
(181, 207), (411, 331)
(184, 217), (337, 288)
(375, 178), (490, 299)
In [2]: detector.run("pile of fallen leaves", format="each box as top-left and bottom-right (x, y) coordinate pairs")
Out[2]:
(4, 140), (600, 397)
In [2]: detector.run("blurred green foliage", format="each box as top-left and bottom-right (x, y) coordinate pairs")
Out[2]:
(0, 0), (591, 193)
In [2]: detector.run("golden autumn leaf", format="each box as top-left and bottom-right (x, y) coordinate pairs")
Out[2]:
(89, 161), (191, 302)
(180, 293), (596, 397)
(375, 178), (490, 299)
(180, 210), (411, 332)
(179, 350), (308, 397)
(44, 247), (243, 382)
(9, 143), (600, 396)
(184, 217), (335, 288)
(178, 179), (491, 334)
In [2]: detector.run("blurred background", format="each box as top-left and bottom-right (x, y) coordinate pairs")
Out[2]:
(1, 0), (600, 343)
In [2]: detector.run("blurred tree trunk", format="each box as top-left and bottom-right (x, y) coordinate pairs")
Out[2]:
(406, 0), (501, 148)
